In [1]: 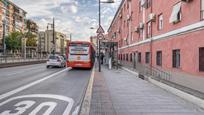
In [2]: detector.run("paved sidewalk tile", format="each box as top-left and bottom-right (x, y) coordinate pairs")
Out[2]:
(101, 67), (204, 115)
(90, 70), (117, 115)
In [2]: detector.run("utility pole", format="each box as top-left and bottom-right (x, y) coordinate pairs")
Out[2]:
(70, 33), (72, 41)
(98, 0), (101, 72)
(52, 18), (55, 55)
(97, 0), (114, 72)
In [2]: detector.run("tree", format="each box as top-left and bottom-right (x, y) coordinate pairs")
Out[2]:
(5, 31), (23, 52)
(25, 32), (37, 47)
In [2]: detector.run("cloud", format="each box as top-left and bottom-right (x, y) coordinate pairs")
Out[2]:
(11, 0), (122, 41)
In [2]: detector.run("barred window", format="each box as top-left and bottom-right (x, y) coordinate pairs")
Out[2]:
(172, 49), (180, 68)
(156, 51), (162, 66)
(145, 52), (150, 64)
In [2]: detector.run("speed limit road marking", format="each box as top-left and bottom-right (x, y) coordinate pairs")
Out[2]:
(0, 94), (74, 115)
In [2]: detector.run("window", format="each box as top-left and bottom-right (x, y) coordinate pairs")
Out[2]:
(130, 53), (133, 62)
(199, 47), (204, 71)
(126, 54), (129, 61)
(123, 54), (125, 61)
(156, 51), (162, 66)
(145, 52), (150, 64)
(139, 29), (143, 39)
(147, 22), (151, 38)
(138, 52), (141, 63)
(146, 0), (152, 8)
(158, 14), (163, 30)
(169, 2), (182, 24)
(201, 0), (204, 19)
(172, 49), (180, 68)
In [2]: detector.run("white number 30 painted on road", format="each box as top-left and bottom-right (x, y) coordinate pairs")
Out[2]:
(0, 94), (74, 115)
(1, 100), (57, 115)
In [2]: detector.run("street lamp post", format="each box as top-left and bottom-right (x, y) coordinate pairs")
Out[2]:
(98, 0), (101, 72)
(97, 0), (114, 72)
(2, 20), (6, 55)
(70, 33), (72, 41)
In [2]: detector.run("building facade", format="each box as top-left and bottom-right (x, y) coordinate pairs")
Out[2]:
(108, 0), (204, 77)
(0, 0), (26, 52)
(56, 32), (67, 55)
(38, 31), (46, 57)
(41, 30), (68, 55)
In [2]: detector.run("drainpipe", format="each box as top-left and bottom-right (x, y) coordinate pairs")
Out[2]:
(150, 0), (153, 75)
(142, 1), (146, 40)
(128, 0), (132, 44)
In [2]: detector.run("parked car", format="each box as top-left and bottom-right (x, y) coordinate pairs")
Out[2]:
(46, 55), (66, 68)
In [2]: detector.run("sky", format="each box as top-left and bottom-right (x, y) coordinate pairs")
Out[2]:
(11, 0), (122, 41)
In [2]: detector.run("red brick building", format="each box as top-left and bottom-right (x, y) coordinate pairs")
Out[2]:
(108, 0), (204, 77)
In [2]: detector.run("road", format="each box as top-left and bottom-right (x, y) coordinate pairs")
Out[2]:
(0, 64), (92, 115)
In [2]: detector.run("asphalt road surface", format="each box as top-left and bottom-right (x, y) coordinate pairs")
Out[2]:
(0, 64), (92, 115)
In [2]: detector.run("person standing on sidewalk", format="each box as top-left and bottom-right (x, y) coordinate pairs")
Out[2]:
(100, 53), (104, 65)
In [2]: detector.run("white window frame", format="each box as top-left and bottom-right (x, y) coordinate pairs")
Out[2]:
(158, 14), (163, 30)
(201, 0), (204, 19)
(147, 22), (151, 37)
(169, 2), (182, 24)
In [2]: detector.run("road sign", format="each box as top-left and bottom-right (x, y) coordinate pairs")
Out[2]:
(97, 33), (104, 40)
(96, 25), (105, 33)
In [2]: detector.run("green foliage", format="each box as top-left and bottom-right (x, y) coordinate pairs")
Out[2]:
(25, 32), (37, 47)
(5, 31), (23, 51)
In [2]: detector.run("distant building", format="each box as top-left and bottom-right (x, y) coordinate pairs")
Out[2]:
(38, 31), (46, 57)
(0, 0), (27, 52)
(56, 32), (67, 55)
(25, 19), (39, 58)
(40, 30), (68, 55)
(90, 36), (97, 47)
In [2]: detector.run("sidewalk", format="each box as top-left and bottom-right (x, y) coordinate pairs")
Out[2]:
(90, 66), (204, 115)
(123, 64), (204, 99)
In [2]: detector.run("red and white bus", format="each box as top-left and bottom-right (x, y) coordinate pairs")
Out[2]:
(66, 41), (95, 69)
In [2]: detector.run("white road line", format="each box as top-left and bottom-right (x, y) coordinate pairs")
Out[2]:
(0, 67), (72, 100)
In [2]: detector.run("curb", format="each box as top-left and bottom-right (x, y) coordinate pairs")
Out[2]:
(122, 67), (204, 109)
(121, 67), (139, 76)
(78, 66), (95, 115)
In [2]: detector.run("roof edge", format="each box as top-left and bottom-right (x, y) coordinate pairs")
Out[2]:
(107, 0), (125, 32)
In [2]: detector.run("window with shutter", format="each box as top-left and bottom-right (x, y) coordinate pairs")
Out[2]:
(169, 2), (182, 24)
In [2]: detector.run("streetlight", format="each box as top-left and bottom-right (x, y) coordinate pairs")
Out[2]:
(2, 20), (6, 56)
(97, 0), (115, 72)
(69, 33), (72, 41)
(47, 18), (55, 55)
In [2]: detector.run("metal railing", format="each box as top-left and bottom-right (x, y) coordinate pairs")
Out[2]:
(0, 55), (47, 64)
(121, 61), (171, 81)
